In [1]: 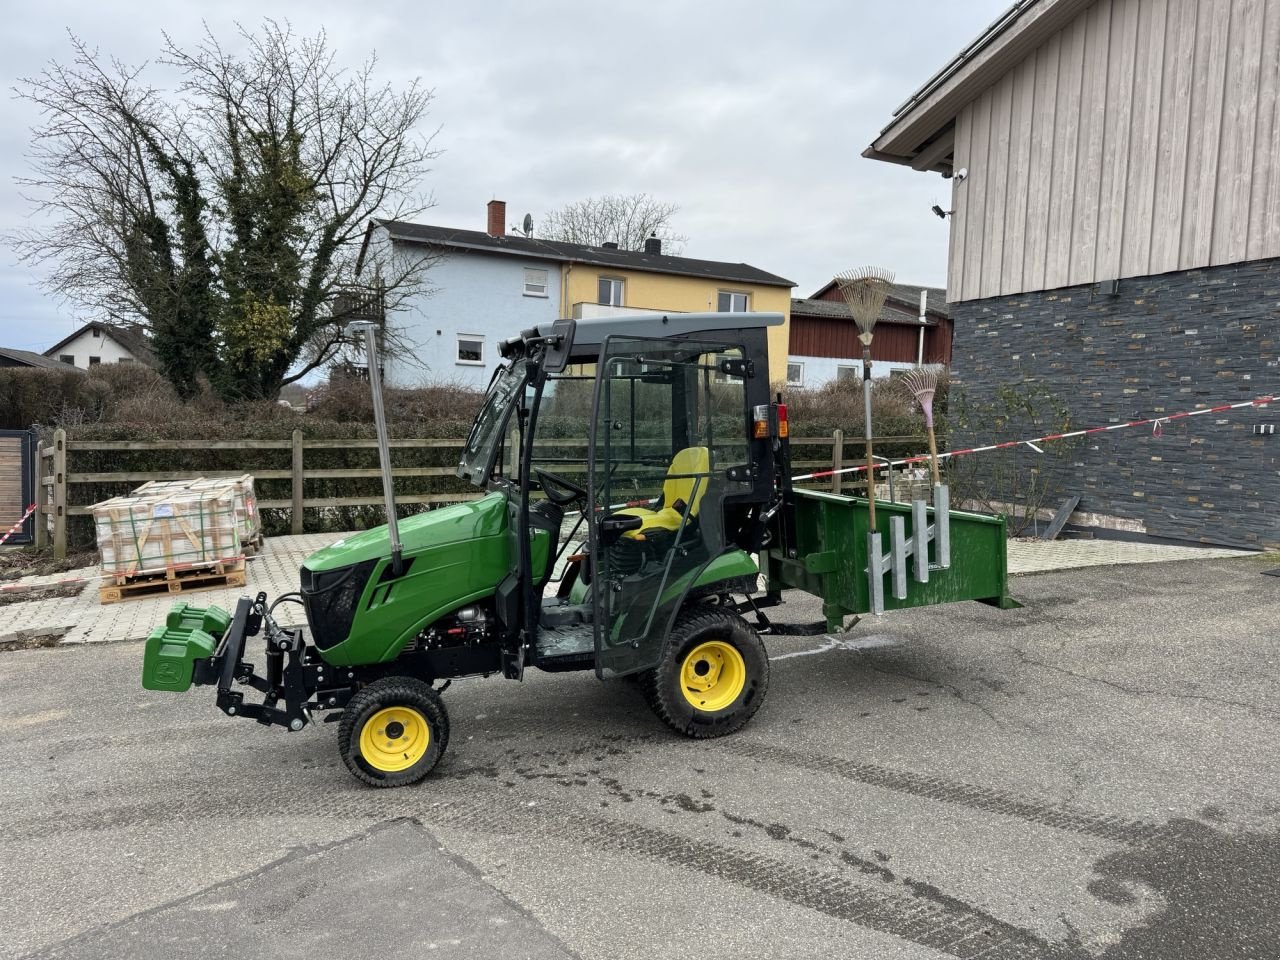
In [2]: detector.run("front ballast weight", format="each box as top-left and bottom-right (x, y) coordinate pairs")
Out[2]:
(143, 592), (356, 732)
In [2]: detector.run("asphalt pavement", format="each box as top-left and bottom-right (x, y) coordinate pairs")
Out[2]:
(1, 553), (1277, 959)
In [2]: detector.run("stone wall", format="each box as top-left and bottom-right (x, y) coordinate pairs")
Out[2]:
(949, 258), (1279, 549)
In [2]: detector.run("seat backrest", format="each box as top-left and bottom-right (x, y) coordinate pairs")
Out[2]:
(662, 446), (710, 516)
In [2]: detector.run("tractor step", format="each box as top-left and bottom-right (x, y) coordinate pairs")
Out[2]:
(536, 623), (595, 659)
(99, 559), (247, 605)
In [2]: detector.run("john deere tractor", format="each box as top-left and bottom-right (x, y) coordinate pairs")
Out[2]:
(144, 311), (1016, 787)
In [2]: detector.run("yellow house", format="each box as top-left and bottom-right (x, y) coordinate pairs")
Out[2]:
(372, 201), (796, 386)
(557, 256), (793, 384)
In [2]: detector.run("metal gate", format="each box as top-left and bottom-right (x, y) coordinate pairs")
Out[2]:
(0, 429), (37, 546)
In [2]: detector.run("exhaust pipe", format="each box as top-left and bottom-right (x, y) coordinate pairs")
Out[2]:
(346, 320), (403, 575)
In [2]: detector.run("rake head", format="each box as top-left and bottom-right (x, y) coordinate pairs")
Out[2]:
(835, 266), (895, 345)
(900, 365), (943, 429)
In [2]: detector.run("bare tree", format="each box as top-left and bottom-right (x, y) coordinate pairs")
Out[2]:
(11, 23), (440, 400)
(538, 194), (686, 253)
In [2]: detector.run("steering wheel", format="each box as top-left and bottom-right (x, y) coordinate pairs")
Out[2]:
(534, 468), (589, 506)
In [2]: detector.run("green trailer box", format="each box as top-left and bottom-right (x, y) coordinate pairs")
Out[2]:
(764, 489), (1019, 629)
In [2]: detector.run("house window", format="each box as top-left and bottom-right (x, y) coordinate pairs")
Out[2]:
(88, 356), (101, 366)
(717, 291), (749, 312)
(598, 277), (624, 306)
(523, 268), (549, 298)
(58, 354), (74, 365)
(786, 362), (804, 388)
(91, 328), (101, 338)
(836, 365), (860, 381)
(456, 335), (484, 365)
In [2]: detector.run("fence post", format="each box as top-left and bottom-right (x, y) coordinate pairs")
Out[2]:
(33, 439), (47, 551)
(291, 430), (305, 535)
(831, 429), (843, 495)
(52, 429), (67, 560)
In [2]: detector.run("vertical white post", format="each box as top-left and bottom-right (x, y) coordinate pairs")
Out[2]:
(935, 484), (951, 569)
(890, 515), (907, 600)
(912, 499), (929, 583)
(866, 531), (885, 615)
(917, 290), (927, 365)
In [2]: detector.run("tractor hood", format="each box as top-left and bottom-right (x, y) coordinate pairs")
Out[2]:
(302, 492), (508, 572)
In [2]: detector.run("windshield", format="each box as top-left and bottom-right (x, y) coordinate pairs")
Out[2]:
(457, 359), (529, 486)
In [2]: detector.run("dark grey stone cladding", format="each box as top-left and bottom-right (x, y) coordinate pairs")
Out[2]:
(949, 257), (1279, 549)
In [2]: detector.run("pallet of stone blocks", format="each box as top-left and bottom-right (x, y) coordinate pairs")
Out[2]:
(133, 474), (263, 554)
(92, 485), (247, 604)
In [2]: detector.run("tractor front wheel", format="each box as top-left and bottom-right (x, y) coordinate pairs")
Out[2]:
(642, 608), (769, 738)
(339, 677), (449, 788)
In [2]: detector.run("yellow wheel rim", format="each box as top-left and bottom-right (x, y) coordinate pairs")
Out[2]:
(359, 705), (431, 773)
(680, 640), (747, 712)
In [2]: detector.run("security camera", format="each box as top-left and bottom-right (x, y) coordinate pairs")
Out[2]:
(953, 167), (968, 183)
(931, 204), (952, 220)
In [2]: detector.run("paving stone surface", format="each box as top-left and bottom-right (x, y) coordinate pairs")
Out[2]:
(1005, 538), (1254, 573)
(0, 532), (1258, 645)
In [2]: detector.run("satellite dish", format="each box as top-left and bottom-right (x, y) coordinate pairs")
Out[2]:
(522, 213), (533, 237)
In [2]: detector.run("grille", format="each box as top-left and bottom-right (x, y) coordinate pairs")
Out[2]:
(300, 559), (376, 650)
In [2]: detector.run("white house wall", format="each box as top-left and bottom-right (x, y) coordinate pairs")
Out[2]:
(949, 0), (1280, 302)
(50, 330), (138, 368)
(786, 356), (915, 389)
(383, 246), (562, 389)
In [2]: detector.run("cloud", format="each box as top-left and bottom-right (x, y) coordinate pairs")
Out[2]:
(0, 0), (1007, 349)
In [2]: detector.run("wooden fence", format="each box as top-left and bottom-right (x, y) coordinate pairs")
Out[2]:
(35, 428), (925, 559)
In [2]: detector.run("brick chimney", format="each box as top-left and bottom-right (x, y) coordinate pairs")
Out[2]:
(486, 199), (506, 237)
(644, 234), (662, 255)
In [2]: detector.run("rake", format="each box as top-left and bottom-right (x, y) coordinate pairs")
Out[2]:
(835, 266), (894, 531)
(900, 365), (944, 488)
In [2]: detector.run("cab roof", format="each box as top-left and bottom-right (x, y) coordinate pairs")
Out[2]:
(535, 311), (784, 372)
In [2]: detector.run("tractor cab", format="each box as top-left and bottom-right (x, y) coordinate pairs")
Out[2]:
(456, 312), (787, 682)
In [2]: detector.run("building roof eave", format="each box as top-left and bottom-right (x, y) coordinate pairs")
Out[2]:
(379, 220), (796, 289)
(866, 0), (1091, 166)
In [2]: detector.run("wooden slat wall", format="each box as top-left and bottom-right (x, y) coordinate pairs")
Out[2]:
(0, 437), (23, 528)
(948, 0), (1280, 302)
(1248, 0), (1280, 258)
(788, 316), (952, 365)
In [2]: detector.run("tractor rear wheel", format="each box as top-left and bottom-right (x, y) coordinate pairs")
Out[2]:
(339, 677), (449, 788)
(642, 607), (768, 738)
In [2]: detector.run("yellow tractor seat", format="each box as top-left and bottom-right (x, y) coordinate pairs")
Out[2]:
(614, 446), (710, 537)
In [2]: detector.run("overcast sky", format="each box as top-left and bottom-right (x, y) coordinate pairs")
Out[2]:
(1, 0), (1009, 353)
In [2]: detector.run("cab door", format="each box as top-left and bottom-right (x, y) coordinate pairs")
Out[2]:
(588, 336), (753, 679)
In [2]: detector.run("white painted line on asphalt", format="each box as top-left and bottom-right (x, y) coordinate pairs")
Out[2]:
(770, 634), (898, 660)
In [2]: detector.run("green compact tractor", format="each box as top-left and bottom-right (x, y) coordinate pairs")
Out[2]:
(143, 312), (1017, 787)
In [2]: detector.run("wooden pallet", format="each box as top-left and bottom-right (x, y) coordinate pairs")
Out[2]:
(99, 558), (246, 605)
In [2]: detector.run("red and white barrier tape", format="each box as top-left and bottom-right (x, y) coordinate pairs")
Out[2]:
(794, 393), (1276, 482)
(0, 504), (38, 548)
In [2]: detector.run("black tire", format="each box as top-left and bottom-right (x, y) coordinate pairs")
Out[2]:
(339, 677), (449, 788)
(642, 607), (769, 739)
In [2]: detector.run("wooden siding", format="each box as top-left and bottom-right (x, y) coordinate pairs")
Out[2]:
(0, 436), (24, 529)
(789, 316), (953, 365)
(949, 0), (1280, 302)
